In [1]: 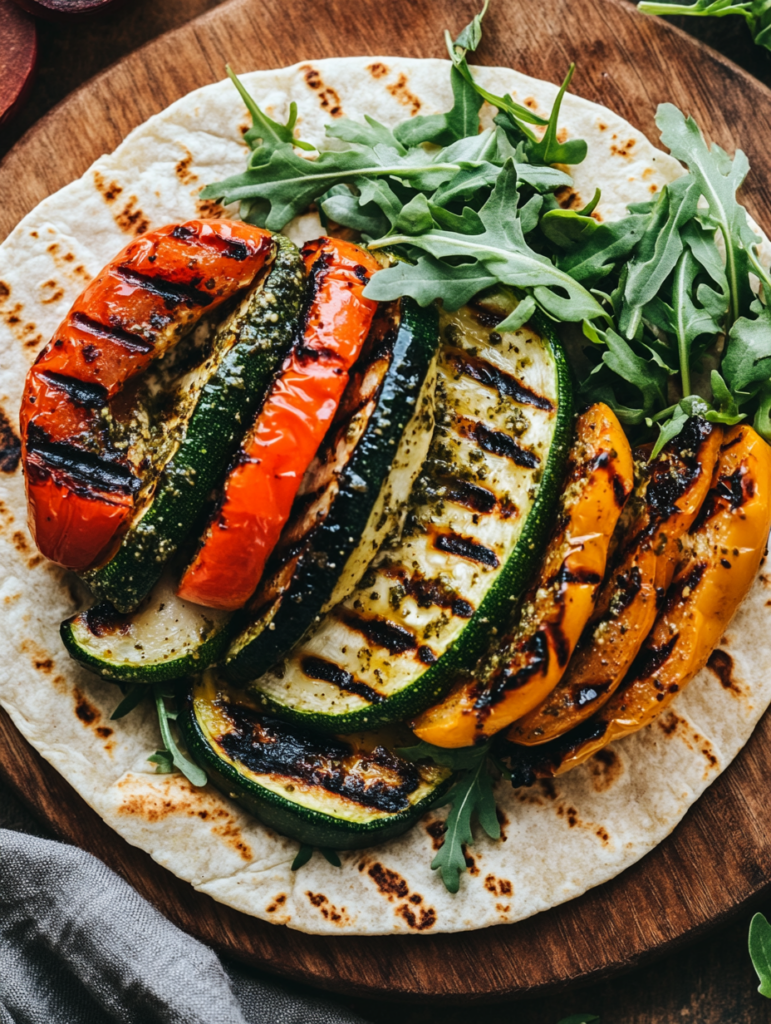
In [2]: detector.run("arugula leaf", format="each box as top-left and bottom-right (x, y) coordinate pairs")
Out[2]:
(639, 0), (771, 54)
(754, 379), (771, 441)
(525, 64), (587, 166)
(393, 65), (483, 148)
(656, 103), (759, 324)
(148, 750), (174, 774)
(398, 739), (489, 770)
(321, 848), (342, 867)
(722, 304), (771, 396)
(225, 66), (314, 154)
(431, 751), (500, 894)
(291, 844), (314, 871)
(709, 370), (745, 425)
(110, 683), (149, 720)
(367, 160), (607, 322)
(555, 213), (649, 285)
(541, 206), (599, 249)
(584, 323), (669, 418)
(153, 686), (207, 788)
(750, 912), (771, 998)
(364, 254), (498, 311)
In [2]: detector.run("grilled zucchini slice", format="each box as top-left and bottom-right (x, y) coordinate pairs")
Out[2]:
(178, 672), (453, 849)
(224, 297), (439, 679)
(240, 294), (573, 732)
(61, 570), (232, 683)
(83, 235), (305, 612)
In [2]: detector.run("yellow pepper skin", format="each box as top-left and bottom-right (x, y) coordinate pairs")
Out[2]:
(509, 418), (723, 747)
(410, 403), (634, 748)
(502, 424), (771, 783)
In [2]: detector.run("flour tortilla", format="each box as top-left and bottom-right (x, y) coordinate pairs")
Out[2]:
(2, 57), (771, 936)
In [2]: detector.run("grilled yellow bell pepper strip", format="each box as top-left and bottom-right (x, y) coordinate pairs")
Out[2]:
(410, 403), (634, 748)
(507, 423), (771, 780)
(509, 418), (723, 746)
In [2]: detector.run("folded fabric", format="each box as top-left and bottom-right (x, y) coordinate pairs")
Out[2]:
(0, 818), (370, 1024)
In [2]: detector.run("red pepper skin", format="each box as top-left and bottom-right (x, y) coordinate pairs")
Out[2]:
(20, 220), (273, 571)
(176, 237), (381, 611)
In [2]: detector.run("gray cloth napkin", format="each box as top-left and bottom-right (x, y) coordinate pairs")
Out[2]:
(0, 790), (370, 1024)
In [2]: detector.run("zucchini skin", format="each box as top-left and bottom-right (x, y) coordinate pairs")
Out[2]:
(245, 312), (574, 734)
(177, 683), (454, 850)
(83, 235), (305, 613)
(223, 297), (439, 682)
(60, 602), (234, 685)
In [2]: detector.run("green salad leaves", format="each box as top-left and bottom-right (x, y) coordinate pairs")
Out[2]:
(639, 0), (771, 54)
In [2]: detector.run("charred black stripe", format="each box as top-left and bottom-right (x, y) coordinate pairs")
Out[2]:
(379, 565), (475, 618)
(446, 349), (553, 411)
(70, 312), (153, 352)
(301, 656), (385, 704)
(443, 478), (497, 514)
(26, 425), (139, 495)
(38, 372), (108, 409)
(464, 421), (540, 468)
(434, 531), (500, 568)
(478, 631), (550, 710)
(115, 266), (215, 308)
(216, 701), (419, 812)
(171, 224), (251, 261)
(556, 565), (603, 586)
(627, 634), (678, 684)
(338, 609), (417, 655)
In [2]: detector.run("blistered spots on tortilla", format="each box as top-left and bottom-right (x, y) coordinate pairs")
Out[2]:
(266, 893), (287, 913)
(197, 197), (226, 219)
(115, 775), (253, 860)
(597, 120), (608, 132)
(305, 892), (349, 925)
(93, 171), (123, 203)
(397, 902), (436, 931)
(33, 657), (53, 673)
(368, 862), (408, 900)
(555, 187), (584, 211)
(484, 874), (513, 897)
(595, 826), (610, 844)
(386, 74), (421, 116)
(649, 184), (659, 193)
(557, 804), (580, 828)
(367, 62), (389, 79)
(1, 298), (42, 350)
(114, 197), (149, 236)
(96, 726), (113, 740)
(658, 710), (682, 737)
(0, 410), (21, 473)
(0, 281), (10, 302)
(524, 96), (538, 111)
(300, 65), (343, 118)
(175, 148), (198, 187)
(424, 817), (446, 850)
(11, 527), (41, 569)
(462, 845), (479, 875)
(39, 279), (65, 305)
(611, 137), (637, 159)
(707, 648), (742, 695)
(587, 747), (623, 792)
(73, 688), (99, 725)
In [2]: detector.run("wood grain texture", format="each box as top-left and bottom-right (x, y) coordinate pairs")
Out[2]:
(2, 0), (771, 1002)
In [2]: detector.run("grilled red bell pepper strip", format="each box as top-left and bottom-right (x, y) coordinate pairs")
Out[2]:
(176, 237), (381, 611)
(20, 220), (273, 571)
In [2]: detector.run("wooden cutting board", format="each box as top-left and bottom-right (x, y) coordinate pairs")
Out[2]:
(3, 0), (771, 1002)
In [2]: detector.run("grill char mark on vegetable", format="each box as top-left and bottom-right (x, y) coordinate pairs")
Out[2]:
(38, 372), (108, 409)
(216, 701), (420, 812)
(301, 656), (385, 704)
(170, 223), (251, 261)
(497, 716), (610, 788)
(433, 531), (500, 568)
(114, 265), (216, 309)
(378, 565), (475, 618)
(445, 348), (553, 411)
(457, 418), (540, 468)
(337, 609), (418, 655)
(26, 424), (140, 496)
(68, 312), (154, 353)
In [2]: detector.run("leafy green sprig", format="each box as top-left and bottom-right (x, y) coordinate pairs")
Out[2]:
(398, 740), (501, 893)
(750, 912), (771, 997)
(638, 0), (771, 54)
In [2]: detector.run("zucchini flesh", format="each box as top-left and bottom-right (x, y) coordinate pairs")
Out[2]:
(61, 571), (232, 683)
(243, 295), (573, 731)
(224, 297), (439, 679)
(178, 673), (452, 850)
(83, 235), (305, 612)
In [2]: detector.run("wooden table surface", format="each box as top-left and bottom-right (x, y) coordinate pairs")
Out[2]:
(2, 1), (771, 1020)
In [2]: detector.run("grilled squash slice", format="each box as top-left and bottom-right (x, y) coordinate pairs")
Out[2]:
(178, 672), (453, 849)
(238, 293), (572, 732)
